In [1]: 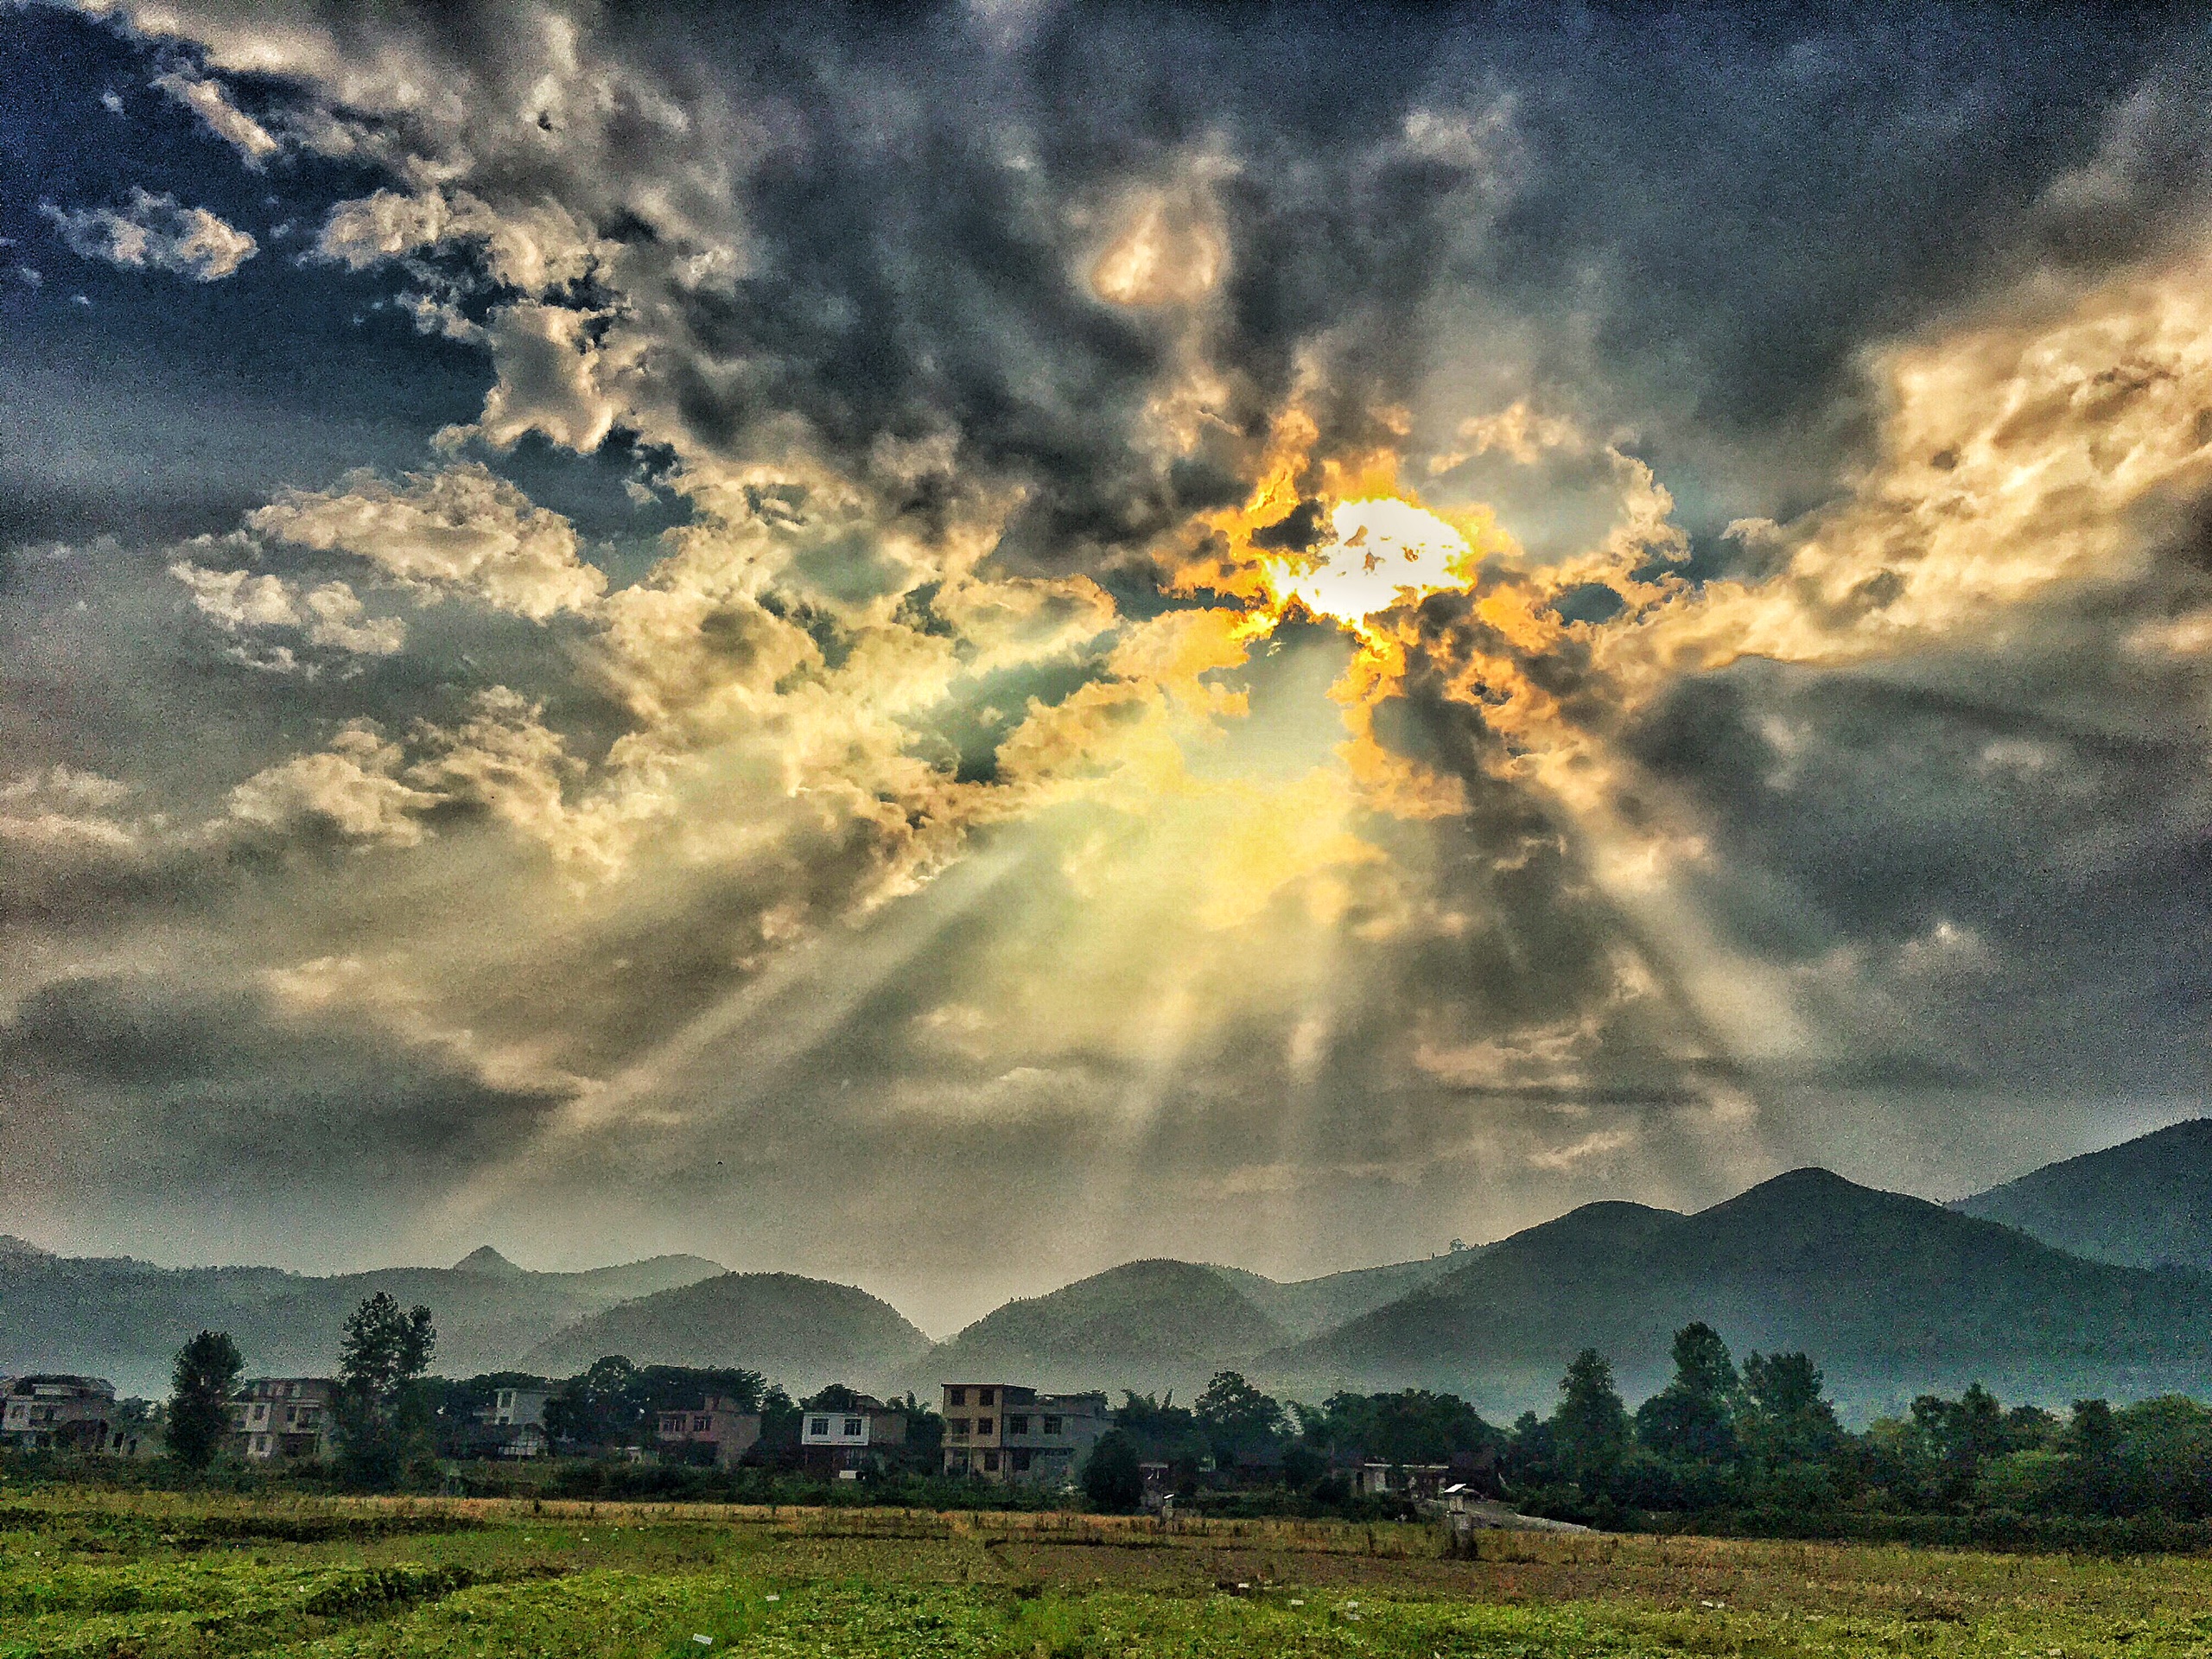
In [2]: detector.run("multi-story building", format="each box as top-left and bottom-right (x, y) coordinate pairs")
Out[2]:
(0, 1376), (118, 1452)
(798, 1394), (908, 1476)
(229, 1378), (339, 1461)
(474, 1386), (551, 1458)
(939, 1382), (1110, 1485)
(653, 1395), (760, 1466)
(486, 1385), (550, 1427)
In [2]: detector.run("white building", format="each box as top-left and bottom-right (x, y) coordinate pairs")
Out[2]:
(800, 1394), (907, 1475)
(1, 1376), (118, 1452)
(229, 1378), (339, 1460)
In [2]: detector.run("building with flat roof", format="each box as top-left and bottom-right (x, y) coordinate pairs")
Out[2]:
(1, 1376), (119, 1452)
(939, 1382), (1109, 1485)
(653, 1395), (760, 1466)
(230, 1378), (339, 1461)
(799, 1393), (908, 1477)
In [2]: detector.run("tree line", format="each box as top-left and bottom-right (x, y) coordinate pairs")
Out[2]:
(130, 1302), (2212, 1544)
(1080, 1325), (2212, 1542)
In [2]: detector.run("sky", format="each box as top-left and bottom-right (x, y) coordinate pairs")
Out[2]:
(2, 1), (2208, 1336)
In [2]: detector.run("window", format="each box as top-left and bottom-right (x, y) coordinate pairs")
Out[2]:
(946, 1387), (965, 1406)
(977, 1388), (995, 1405)
(809, 1417), (830, 1437)
(976, 1417), (993, 1436)
(1013, 1449), (1033, 1471)
(1007, 1414), (1028, 1436)
(982, 1451), (999, 1472)
(696, 1414), (712, 1432)
(949, 1418), (969, 1437)
(1042, 1414), (1061, 1434)
(843, 1416), (863, 1437)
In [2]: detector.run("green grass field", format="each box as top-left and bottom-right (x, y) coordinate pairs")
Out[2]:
(4, 1492), (2212, 1658)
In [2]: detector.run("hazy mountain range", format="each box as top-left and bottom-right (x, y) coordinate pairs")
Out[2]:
(1951, 1118), (2212, 1273)
(6, 1122), (2207, 1416)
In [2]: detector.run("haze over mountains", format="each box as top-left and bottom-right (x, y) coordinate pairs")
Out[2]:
(524, 1273), (934, 1388)
(6, 1123), (2207, 1416)
(1952, 1118), (2212, 1273)
(0, 1243), (722, 1396)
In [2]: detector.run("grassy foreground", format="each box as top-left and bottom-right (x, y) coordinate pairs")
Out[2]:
(4, 1492), (2212, 1658)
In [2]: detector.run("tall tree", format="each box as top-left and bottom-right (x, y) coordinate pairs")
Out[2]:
(335, 1293), (436, 1489)
(2068, 1398), (2120, 1515)
(1194, 1370), (1286, 1458)
(1910, 1383), (2010, 1504)
(1636, 1323), (1741, 1462)
(1551, 1349), (1629, 1489)
(167, 1330), (243, 1472)
(1738, 1351), (1843, 1465)
(1082, 1429), (1145, 1513)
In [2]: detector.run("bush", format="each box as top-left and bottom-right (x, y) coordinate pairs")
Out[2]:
(1082, 1431), (1144, 1513)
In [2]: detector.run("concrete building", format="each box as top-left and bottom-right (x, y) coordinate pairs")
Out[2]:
(230, 1378), (340, 1460)
(473, 1386), (551, 1458)
(1353, 1461), (1453, 1500)
(940, 1382), (1110, 1485)
(653, 1395), (760, 1466)
(798, 1394), (907, 1477)
(487, 1386), (550, 1427)
(1, 1376), (119, 1452)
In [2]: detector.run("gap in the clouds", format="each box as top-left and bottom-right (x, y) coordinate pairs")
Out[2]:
(905, 654), (1120, 788)
(0, 10), (490, 548)
(489, 429), (694, 588)
(1184, 618), (1356, 785)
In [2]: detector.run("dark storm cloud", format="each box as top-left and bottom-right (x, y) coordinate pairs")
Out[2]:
(0, 972), (571, 1206)
(621, 3), (2205, 543)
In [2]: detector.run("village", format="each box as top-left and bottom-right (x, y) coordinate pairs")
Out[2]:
(0, 1363), (1517, 1523)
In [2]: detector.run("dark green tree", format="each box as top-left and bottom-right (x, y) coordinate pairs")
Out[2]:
(544, 1355), (640, 1448)
(2068, 1398), (2120, 1515)
(1738, 1351), (1844, 1465)
(1082, 1428), (1146, 1512)
(1280, 1441), (1328, 1490)
(1194, 1370), (1286, 1463)
(1910, 1383), (2008, 1505)
(1551, 1349), (1629, 1490)
(1300, 1389), (1499, 1465)
(334, 1293), (436, 1489)
(167, 1330), (243, 1471)
(1113, 1390), (1207, 1469)
(1636, 1323), (1740, 1463)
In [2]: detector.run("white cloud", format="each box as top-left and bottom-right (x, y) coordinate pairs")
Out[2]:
(170, 559), (407, 663)
(1427, 399), (1584, 473)
(226, 722), (439, 847)
(152, 71), (280, 167)
(41, 188), (257, 282)
(0, 766), (143, 851)
(246, 464), (607, 621)
(473, 301), (626, 454)
(316, 188), (603, 294)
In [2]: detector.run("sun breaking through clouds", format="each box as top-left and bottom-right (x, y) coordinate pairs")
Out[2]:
(2, 1), (2209, 1330)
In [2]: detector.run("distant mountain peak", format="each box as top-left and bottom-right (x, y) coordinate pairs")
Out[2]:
(453, 1245), (525, 1276)
(1955, 1118), (2212, 1274)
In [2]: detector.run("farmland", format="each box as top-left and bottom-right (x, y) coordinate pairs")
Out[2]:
(3, 1493), (2212, 1657)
